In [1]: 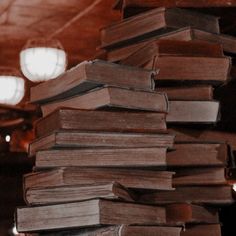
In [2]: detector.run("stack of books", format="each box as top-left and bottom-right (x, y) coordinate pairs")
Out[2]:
(16, 60), (198, 235)
(99, 5), (236, 236)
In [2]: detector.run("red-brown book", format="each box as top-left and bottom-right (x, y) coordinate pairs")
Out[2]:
(101, 8), (220, 48)
(181, 224), (221, 236)
(29, 131), (174, 157)
(23, 167), (174, 191)
(35, 108), (167, 138)
(35, 147), (167, 169)
(41, 86), (169, 117)
(30, 60), (154, 104)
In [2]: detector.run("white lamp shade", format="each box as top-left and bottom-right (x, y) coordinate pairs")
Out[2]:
(20, 47), (67, 82)
(0, 76), (25, 105)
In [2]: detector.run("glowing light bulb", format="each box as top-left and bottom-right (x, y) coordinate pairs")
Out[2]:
(233, 184), (236, 192)
(5, 135), (11, 142)
(12, 226), (18, 235)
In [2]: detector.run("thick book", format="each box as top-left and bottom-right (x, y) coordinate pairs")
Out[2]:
(139, 186), (235, 205)
(107, 27), (236, 62)
(170, 127), (236, 150)
(41, 86), (169, 117)
(101, 8), (220, 48)
(173, 167), (227, 186)
(29, 131), (175, 157)
(16, 199), (166, 232)
(167, 143), (228, 167)
(23, 167), (174, 191)
(30, 60), (154, 104)
(120, 40), (224, 67)
(24, 182), (135, 206)
(25, 226), (182, 236)
(35, 147), (167, 169)
(35, 108), (167, 138)
(156, 86), (213, 101)
(166, 101), (220, 123)
(181, 224), (221, 236)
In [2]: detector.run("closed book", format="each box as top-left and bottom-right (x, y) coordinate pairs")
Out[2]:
(35, 108), (167, 138)
(107, 27), (236, 62)
(139, 186), (235, 205)
(167, 143), (227, 168)
(41, 86), (169, 117)
(167, 101), (220, 123)
(120, 40), (224, 67)
(25, 226), (182, 236)
(166, 203), (219, 225)
(30, 60), (154, 104)
(153, 56), (231, 83)
(181, 224), (221, 236)
(24, 182), (135, 206)
(156, 86), (213, 101)
(35, 147), (167, 169)
(16, 199), (166, 232)
(173, 167), (227, 186)
(23, 167), (174, 191)
(29, 131), (175, 157)
(101, 8), (219, 48)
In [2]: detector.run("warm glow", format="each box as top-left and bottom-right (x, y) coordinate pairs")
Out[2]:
(233, 184), (236, 192)
(0, 76), (25, 105)
(20, 47), (67, 82)
(12, 226), (18, 235)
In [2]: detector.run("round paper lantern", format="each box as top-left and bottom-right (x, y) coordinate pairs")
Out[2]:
(0, 67), (25, 105)
(20, 38), (67, 82)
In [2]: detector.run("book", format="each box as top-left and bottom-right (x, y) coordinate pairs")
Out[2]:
(40, 86), (169, 117)
(106, 27), (236, 62)
(167, 143), (228, 167)
(114, 0), (236, 9)
(120, 40), (224, 67)
(30, 60), (154, 104)
(29, 131), (175, 157)
(24, 182), (135, 206)
(167, 101), (220, 123)
(181, 224), (221, 236)
(35, 147), (167, 169)
(156, 86), (213, 101)
(139, 186), (235, 205)
(16, 199), (166, 232)
(153, 56), (231, 83)
(23, 167), (174, 190)
(173, 167), (228, 186)
(25, 226), (182, 236)
(35, 108), (167, 138)
(166, 203), (219, 225)
(100, 8), (220, 48)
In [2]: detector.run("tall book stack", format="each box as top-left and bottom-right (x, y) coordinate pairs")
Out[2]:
(15, 60), (209, 236)
(99, 4), (236, 236)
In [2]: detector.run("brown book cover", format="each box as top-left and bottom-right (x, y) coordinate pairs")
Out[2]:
(167, 143), (227, 167)
(120, 40), (224, 67)
(23, 167), (174, 191)
(167, 101), (220, 123)
(24, 182), (135, 206)
(107, 27), (236, 62)
(30, 60), (155, 104)
(166, 203), (219, 225)
(181, 224), (221, 236)
(101, 8), (220, 48)
(16, 199), (166, 232)
(35, 108), (167, 138)
(41, 86), (169, 117)
(35, 147), (167, 169)
(25, 226), (182, 236)
(139, 185), (235, 205)
(156, 86), (213, 101)
(173, 167), (227, 186)
(29, 131), (174, 157)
